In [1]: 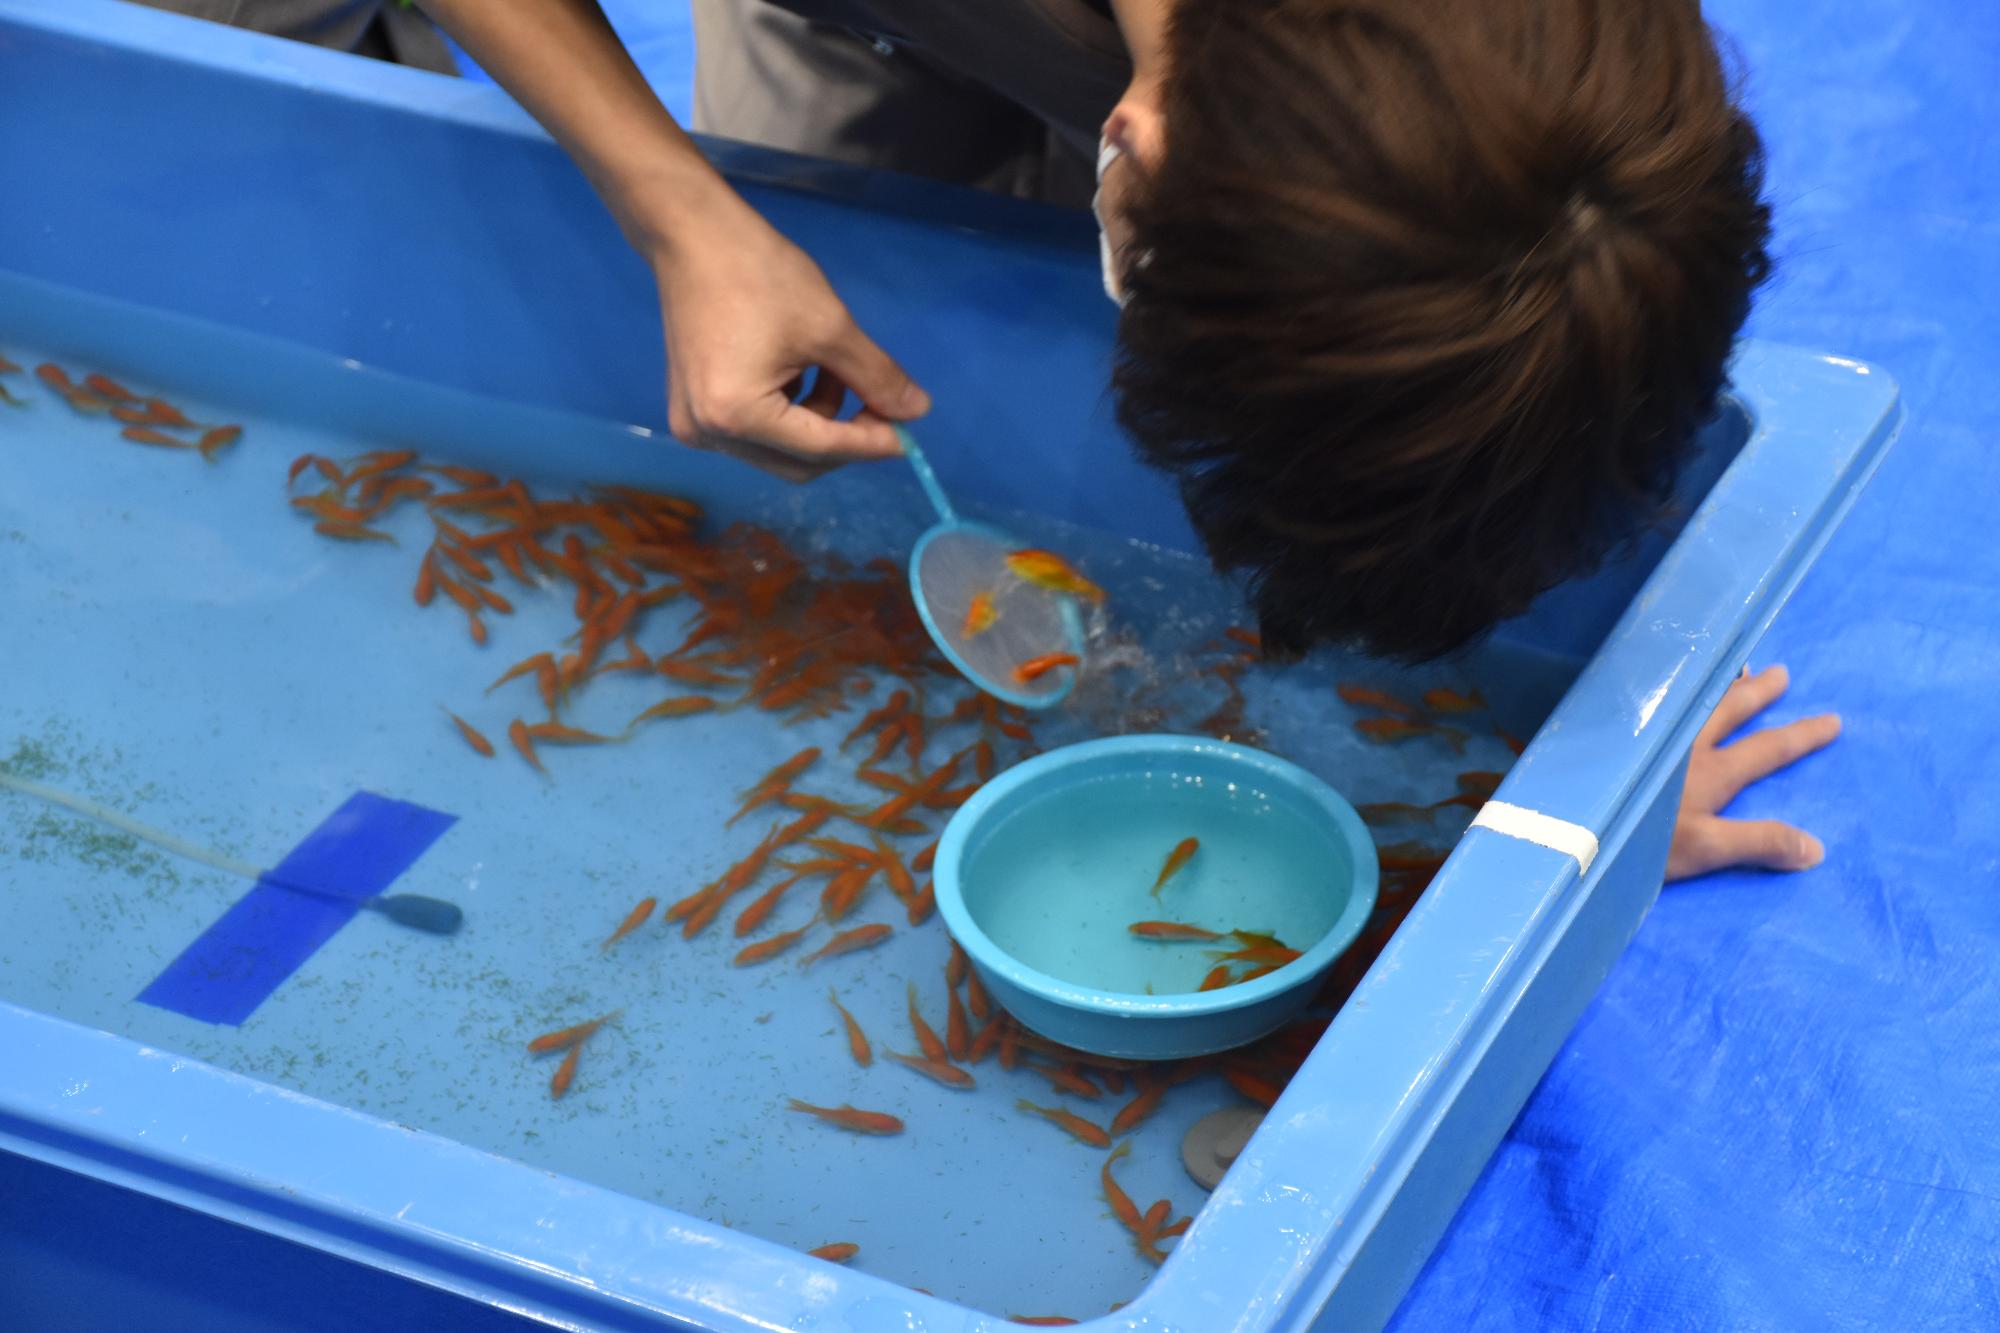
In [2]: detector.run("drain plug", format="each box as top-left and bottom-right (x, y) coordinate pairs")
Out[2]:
(1181, 1106), (1265, 1190)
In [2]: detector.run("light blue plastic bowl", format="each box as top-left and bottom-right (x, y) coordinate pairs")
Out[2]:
(935, 735), (1379, 1060)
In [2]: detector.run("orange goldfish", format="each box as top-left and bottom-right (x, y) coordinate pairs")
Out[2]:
(81, 372), (138, 403)
(912, 839), (939, 874)
(1197, 964), (1235, 992)
(1018, 1098), (1111, 1148)
(1224, 1066), (1282, 1107)
(1129, 920), (1223, 942)
(1111, 1082), (1166, 1135)
(1224, 626), (1261, 651)
(1008, 1317), (1079, 1327)
(946, 984), (971, 1060)
(628, 695), (717, 728)
(817, 864), (878, 922)
(314, 520), (396, 544)
(507, 719), (546, 776)
(197, 425), (242, 460)
(549, 1044), (583, 1099)
(525, 721), (619, 746)
(967, 1014), (1003, 1064)
(829, 989), (872, 1067)
(731, 747), (820, 825)
(808, 1243), (859, 1264)
(1355, 717), (1467, 752)
(1011, 652), (1080, 685)
(1495, 726), (1527, 755)
(413, 553), (437, 607)
(886, 1049), (976, 1089)
(732, 923), (814, 966)
(444, 709), (495, 758)
(785, 1099), (904, 1135)
(946, 939), (968, 989)
(1004, 549), (1105, 603)
(907, 981), (948, 1064)
(1149, 837), (1200, 897)
(906, 882), (936, 926)
(141, 397), (195, 428)
(526, 1010), (618, 1054)
(1336, 682), (1417, 717)
(487, 652), (555, 697)
(961, 589), (1000, 638)
(965, 967), (991, 1021)
(1030, 1063), (1102, 1100)
(601, 896), (656, 950)
(1423, 687), (1486, 714)
(120, 425), (191, 448)
(732, 869), (807, 937)
(801, 922), (893, 966)
(33, 364), (72, 391)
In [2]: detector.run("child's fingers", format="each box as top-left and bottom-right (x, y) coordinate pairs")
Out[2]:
(1714, 713), (1842, 799)
(1694, 664), (1792, 749)
(1666, 814), (1826, 881)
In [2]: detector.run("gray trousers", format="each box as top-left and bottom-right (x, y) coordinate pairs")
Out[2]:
(123, 0), (457, 73)
(691, 0), (1107, 207)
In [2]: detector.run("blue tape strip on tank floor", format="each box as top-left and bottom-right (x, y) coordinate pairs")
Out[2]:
(137, 792), (456, 1026)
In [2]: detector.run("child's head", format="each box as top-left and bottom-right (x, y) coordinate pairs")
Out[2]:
(1106, 0), (1770, 659)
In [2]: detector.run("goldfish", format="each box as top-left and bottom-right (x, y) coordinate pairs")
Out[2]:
(887, 1049), (977, 1089)
(1495, 726), (1527, 755)
(966, 1014), (1003, 1064)
(1357, 801), (1434, 825)
(801, 921), (893, 966)
(1149, 836), (1200, 897)
(0, 382), (22, 408)
(1129, 920), (1223, 942)
(141, 397), (196, 428)
(120, 425), (191, 448)
(785, 1099), (904, 1135)
(946, 984), (971, 1060)
(1209, 942), (1302, 968)
(1423, 686), (1486, 714)
(736, 747), (820, 809)
(946, 939), (968, 989)
(1011, 651), (1080, 685)
(1008, 1318), (1078, 1327)
(905, 883), (935, 925)
(907, 982), (949, 1064)
(487, 652), (555, 697)
(961, 589), (1000, 638)
(912, 839), (939, 874)
(1223, 1066), (1281, 1107)
(1100, 1142), (1162, 1260)
(655, 658), (739, 688)
(1004, 549), (1105, 603)
(79, 372), (137, 403)
(1030, 1063), (1102, 1100)
(829, 989), (872, 1067)
(1018, 1098), (1111, 1148)
(444, 709), (495, 758)
(33, 364), (72, 391)
(313, 520), (396, 544)
(0, 354), (20, 374)
(817, 864), (878, 921)
(732, 923), (814, 966)
(1111, 1082), (1166, 1135)
(860, 757), (960, 829)
(1197, 964), (1235, 992)
(197, 425), (242, 460)
(1224, 626), (1261, 651)
(808, 1243), (859, 1264)
(1355, 716), (1467, 752)
(1457, 770), (1505, 798)
(507, 719), (546, 776)
(526, 1010), (619, 1054)
(965, 967), (991, 1021)
(524, 722), (620, 746)
(1338, 684), (1418, 719)
(732, 869), (807, 937)
(549, 1044), (583, 1099)
(601, 895), (656, 950)
(413, 553), (437, 607)
(627, 695), (717, 728)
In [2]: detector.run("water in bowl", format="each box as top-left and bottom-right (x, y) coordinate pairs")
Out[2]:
(960, 767), (1357, 996)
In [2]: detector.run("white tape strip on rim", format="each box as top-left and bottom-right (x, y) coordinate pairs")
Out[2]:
(1469, 800), (1600, 874)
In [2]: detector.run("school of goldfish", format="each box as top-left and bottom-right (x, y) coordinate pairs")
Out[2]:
(18, 352), (1513, 1323)
(3, 356), (244, 459)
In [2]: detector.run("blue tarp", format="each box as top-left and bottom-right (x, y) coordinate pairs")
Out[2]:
(382, 2), (2000, 1326)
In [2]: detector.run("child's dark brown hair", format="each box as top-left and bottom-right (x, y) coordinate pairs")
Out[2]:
(1114, 0), (1771, 659)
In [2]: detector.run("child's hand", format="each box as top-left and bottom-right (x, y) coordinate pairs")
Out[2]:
(1666, 665), (1841, 881)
